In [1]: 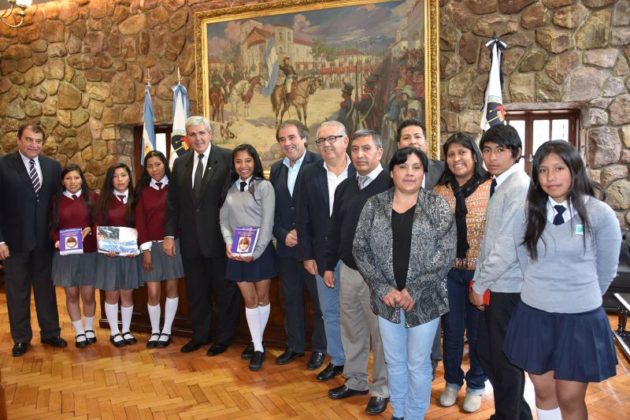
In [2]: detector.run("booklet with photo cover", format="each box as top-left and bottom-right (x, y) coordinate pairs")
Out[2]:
(96, 226), (140, 256)
(59, 228), (84, 255)
(231, 226), (260, 257)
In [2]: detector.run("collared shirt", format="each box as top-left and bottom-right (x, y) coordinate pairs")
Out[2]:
(357, 164), (384, 190)
(150, 176), (169, 190)
(113, 189), (129, 204)
(323, 155), (351, 216)
(546, 197), (573, 224)
(235, 176), (253, 191)
(191, 146), (211, 189)
(493, 163), (521, 193)
(63, 190), (82, 199)
(19, 152), (42, 187)
(282, 150), (306, 196)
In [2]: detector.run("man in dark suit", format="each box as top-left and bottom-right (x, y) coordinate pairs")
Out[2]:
(396, 118), (445, 375)
(164, 116), (240, 356)
(396, 118), (444, 189)
(0, 123), (67, 357)
(270, 120), (326, 370)
(297, 120), (355, 381)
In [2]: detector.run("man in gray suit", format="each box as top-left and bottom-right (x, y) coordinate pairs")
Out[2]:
(396, 119), (444, 190)
(395, 119), (444, 375)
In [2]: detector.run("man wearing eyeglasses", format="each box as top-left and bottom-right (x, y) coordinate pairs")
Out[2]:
(297, 121), (355, 382)
(269, 120), (326, 371)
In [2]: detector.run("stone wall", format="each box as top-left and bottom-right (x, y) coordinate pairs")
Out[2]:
(440, 0), (630, 225)
(0, 0), (628, 224)
(0, 0), (234, 185)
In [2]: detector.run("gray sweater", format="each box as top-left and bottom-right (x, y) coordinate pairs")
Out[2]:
(472, 169), (530, 295)
(219, 179), (275, 260)
(353, 188), (455, 327)
(516, 197), (621, 313)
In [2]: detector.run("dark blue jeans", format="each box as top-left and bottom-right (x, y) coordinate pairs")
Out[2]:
(441, 268), (486, 391)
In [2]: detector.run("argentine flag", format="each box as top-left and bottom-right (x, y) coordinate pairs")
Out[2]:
(261, 37), (279, 97)
(141, 84), (156, 166)
(170, 82), (190, 167)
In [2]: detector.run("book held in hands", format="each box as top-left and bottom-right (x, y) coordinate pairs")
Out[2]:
(59, 228), (84, 255)
(97, 226), (140, 256)
(231, 226), (260, 257)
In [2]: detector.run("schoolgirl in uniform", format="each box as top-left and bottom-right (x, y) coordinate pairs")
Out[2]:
(135, 151), (183, 348)
(504, 141), (621, 420)
(94, 163), (142, 347)
(50, 164), (98, 348)
(219, 144), (276, 371)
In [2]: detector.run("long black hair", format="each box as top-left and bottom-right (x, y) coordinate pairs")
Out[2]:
(49, 164), (95, 234)
(437, 134), (490, 259)
(135, 150), (171, 201)
(523, 140), (594, 260)
(437, 133), (489, 186)
(94, 163), (135, 226)
(222, 144), (265, 202)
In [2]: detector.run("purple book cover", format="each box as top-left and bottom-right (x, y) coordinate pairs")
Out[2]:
(231, 226), (260, 257)
(59, 228), (84, 255)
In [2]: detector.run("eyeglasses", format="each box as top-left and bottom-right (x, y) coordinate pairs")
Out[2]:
(315, 135), (344, 145)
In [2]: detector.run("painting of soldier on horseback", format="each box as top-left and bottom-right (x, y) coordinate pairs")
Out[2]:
(195, 0), (439, 169)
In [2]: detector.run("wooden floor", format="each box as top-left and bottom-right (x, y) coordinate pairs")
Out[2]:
(1, 288), (629, 419)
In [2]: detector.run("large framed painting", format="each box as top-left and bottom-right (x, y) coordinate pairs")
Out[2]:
(194, 0), (439, 169)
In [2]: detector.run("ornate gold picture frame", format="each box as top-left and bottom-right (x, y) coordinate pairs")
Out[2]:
(194, 0), (439, 168)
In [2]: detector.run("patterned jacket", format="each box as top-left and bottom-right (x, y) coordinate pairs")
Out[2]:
(353, 188), (456, 327)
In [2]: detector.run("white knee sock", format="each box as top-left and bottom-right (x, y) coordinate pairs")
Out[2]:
(246, 306), (263, 352)
(147, 304), (161, 334)
(258, 303), (270, 343)
(104, 302), (120, 336)
(72, 320), (85, 337)
(162, 297), (179, 335)
(121, 305), (133, 334)
(84, 316), (94, 332)
(536, 407), (562, 420)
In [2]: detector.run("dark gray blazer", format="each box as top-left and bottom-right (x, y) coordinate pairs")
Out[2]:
(165, 146), (232, 259)
(353, 188), (456, 327)
(425, 159), (445, 190)
(0, 152), (61, 251)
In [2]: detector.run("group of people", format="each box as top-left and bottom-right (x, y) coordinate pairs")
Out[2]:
(0, 116), (621, 419)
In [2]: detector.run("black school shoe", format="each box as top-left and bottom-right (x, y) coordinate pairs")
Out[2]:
(249, 350), (265, 371)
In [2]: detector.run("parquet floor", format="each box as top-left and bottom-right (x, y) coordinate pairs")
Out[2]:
(1, 288), (629, 419)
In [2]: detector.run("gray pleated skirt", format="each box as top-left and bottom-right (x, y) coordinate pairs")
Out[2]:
(52, 252), (97, 287)
(94, 253), (143, 291)
(142, 239), (184, 282)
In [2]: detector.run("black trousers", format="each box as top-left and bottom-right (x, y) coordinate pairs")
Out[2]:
(477, 291), (532, 420)
(4, 249), (60, 343)
(278, 256), (326, 353)
(182, 255), (240, 345)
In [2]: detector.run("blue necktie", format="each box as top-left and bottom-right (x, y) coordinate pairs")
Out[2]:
(553, 205), (566, 225)
(489, 178), (497, 197)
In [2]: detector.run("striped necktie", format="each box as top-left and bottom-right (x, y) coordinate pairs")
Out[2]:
(29, 159), (41, 196)
(357, 175), (369, 190)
